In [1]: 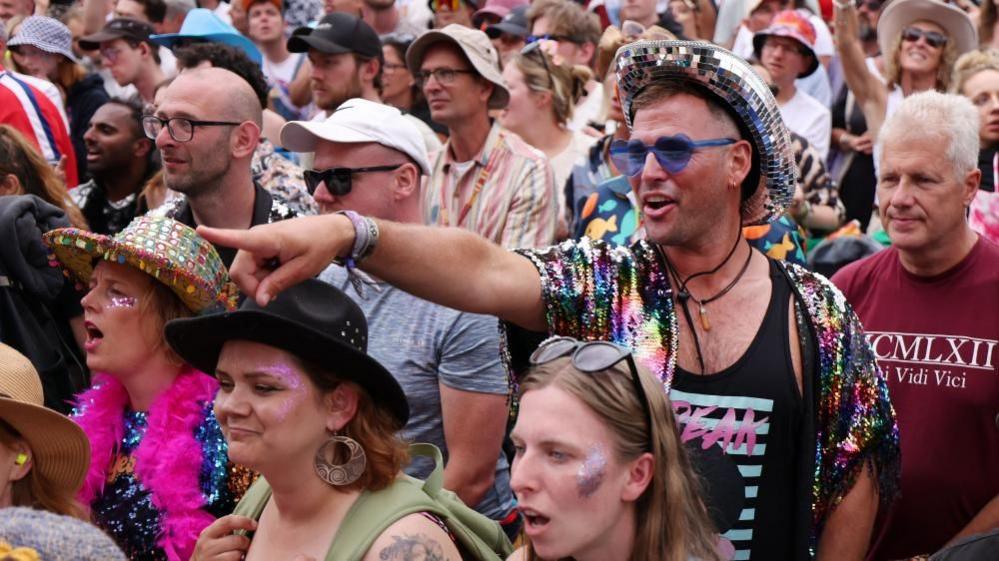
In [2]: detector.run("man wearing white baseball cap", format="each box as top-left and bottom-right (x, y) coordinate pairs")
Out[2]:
(281, 98), (521, 540)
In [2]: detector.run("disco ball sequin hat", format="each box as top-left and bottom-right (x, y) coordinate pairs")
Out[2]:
(43, 215), (239, 313)
(616, 40), (796, 226)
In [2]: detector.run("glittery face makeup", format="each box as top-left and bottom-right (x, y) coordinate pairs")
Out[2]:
(576, 445), (608, 498)
(264, 360), (308, 423)
(108, 295), (137, 309)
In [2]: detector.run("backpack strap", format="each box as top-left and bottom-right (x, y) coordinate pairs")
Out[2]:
(325, 444), (449, 561)
(231, 476), (272, 533)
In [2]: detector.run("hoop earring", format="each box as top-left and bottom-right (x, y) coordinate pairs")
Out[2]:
(314, 433), (367, 487)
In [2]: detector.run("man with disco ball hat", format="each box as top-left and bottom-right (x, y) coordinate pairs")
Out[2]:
(195, 40), (901, 561)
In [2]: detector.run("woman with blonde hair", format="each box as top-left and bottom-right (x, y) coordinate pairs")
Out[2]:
(835, 0), (976, 167)
(951, 47), (999, 243)
(509, 337), (721, 561)
(8, 16), (108, 181)
(499, 43), (596, 195)
(0, 125), (86, 229)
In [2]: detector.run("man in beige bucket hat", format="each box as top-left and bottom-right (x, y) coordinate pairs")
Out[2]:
(406, 23), (561, 248)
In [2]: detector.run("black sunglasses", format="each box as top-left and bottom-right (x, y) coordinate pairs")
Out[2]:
(521, 41), (553, 77)
(901, 27), (948, 48)
(529, 337), (653, 448)
(525, 33), (579, 45)
(854, 0), (882, 9)
(303, 164), (403, 196)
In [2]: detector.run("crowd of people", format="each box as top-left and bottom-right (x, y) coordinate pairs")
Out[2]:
(0, 0), (996, 559)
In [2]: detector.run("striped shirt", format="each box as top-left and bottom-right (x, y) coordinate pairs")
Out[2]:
(423, 122), (560, 249)
(0, 66), (78, 187)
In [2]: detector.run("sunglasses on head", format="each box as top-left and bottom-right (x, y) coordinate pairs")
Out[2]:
(303, 164), (403, 196)
(529, 337), (652, 448)
(901, 26), (948, 48)
(521, 40), (552, 73)
(609, 134), (737, 177)
(525, 33), (577, 44)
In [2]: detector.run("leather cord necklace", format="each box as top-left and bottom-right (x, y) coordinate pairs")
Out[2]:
(657, 233), (753, 374)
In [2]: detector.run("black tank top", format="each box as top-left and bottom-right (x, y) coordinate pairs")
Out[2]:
(669, 259), (802, 561)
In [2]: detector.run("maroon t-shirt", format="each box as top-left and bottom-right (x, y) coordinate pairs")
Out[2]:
(833, 238), (999, 560)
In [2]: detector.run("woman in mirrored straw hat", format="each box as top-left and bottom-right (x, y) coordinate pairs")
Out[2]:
(167, 279), (491, 561)
(508, 336), (722, 561)
(43, 214), (248, 561)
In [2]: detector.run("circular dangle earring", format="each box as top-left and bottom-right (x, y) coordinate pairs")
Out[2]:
(314, 431), (367, 486)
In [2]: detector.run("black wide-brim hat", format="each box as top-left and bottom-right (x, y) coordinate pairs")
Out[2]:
(165, 278), (409, 428)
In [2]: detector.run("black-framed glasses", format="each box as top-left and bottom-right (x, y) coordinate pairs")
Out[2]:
(414, 67), (476, 88)
(529, 337), (652, 447)
(303, 164), (404, 196)
(141, 115), (241, 142)
(901, 27), (948, 48)
(609, 134), (737, 177)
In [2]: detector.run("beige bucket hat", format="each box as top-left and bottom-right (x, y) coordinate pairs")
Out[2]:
(405, 24), (510, 109)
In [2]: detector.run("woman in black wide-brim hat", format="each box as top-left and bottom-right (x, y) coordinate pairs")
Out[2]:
(168, 279), (467, 561)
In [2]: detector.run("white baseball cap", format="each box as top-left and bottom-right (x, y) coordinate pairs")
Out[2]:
(280, 99), (431, 175)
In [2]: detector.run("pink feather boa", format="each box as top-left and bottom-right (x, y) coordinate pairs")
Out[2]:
(74, 368), (220, 561)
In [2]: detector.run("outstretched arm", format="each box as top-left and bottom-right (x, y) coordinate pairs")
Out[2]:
(197, 215), (547, 331)
(834, 1), (888, 140)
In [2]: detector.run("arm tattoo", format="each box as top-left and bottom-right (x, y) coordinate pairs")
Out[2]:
(378, 533), (450, 561)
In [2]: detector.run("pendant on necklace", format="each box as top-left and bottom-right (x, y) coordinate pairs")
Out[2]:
(699, 304), (711, 331)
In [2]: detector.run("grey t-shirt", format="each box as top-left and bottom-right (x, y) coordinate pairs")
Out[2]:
(320, 266), (516, 520)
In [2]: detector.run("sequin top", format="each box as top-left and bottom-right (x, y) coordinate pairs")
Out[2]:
(90, 406), (238, 561)
(512, 238), (900, 549)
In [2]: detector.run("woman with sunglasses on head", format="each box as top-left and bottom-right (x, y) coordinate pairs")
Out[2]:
(172, 280), (503, 561)
(7, 16), (109, 184)
(835, 0), (976, 173)
(43, 215), (250, 561)
(509, 337), (721, 561)
(499, 43), (595, 197)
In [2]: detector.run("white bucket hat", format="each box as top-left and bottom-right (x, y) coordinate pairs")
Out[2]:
(405, 24), (510, 109)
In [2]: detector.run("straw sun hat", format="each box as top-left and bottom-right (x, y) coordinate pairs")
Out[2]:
(0, 343), (90, 498)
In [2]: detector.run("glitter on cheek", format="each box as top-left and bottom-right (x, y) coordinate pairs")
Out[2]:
(576, 445), (608, 498)
(265, 361), (309, 423)
(108, 295), (138, 309)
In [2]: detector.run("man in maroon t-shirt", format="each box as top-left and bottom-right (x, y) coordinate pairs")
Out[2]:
(833, 91), (999, 560)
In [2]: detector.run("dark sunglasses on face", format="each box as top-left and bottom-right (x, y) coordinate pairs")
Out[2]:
(901, 26), (948, 48)
(609, 134), (737, 177)
(428, 0), (464, 13)
(303, 164), (404, 196)
(854, 0), (882, 9)
(529, 337), (653, 449)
